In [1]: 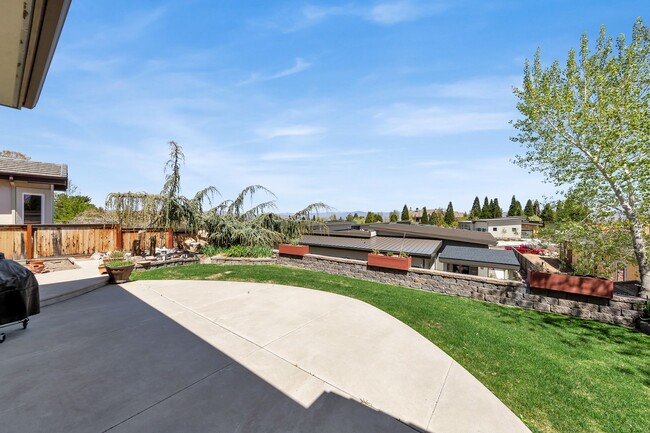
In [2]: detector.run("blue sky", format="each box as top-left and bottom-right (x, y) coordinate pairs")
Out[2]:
(1, 1), (646, 213)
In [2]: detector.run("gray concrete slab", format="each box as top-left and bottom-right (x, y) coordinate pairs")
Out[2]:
(0, 280), (531, 433)
(36, 260), (108, 307)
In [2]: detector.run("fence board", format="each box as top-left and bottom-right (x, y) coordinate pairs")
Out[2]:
(0, 225), (191, 259)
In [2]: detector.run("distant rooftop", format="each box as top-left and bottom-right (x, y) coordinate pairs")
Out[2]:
(300, 234), (442, 258)
(438, 246), (520, 269)
(364, 222), (497, 246)
(0, 157), (68, 190)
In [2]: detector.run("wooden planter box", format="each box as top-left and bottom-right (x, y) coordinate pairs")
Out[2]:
(367, 254), (412, 271)
(278, 244), (309, 256)
(105, 263), (135, 284)
(528, 270), (613, 299)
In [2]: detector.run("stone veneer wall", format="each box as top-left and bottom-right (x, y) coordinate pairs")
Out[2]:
(273, 253), (647, 328)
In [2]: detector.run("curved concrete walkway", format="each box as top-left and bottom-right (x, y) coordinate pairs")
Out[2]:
(0, 280), (530, 433)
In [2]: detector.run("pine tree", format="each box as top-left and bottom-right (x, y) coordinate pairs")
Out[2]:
(540, 203), (555, 223)
(507, 195), (518, 216)
(492, 198), (503, 218)
(469, 196), (481, 219)
(533, 200), (541, 216)
(444, 202), (455, 225)
(389, 211), (399, 222)
(480, 196), (491, 219)
(524, 199), (534, 217)
(375, 212), (383, 223)
(421, 207), (429, 224)
(401, 204), (409, 221)
(365, 211), (375, 223)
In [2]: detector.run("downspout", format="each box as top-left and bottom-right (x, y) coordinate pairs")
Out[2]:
(10, 177), (16, 224)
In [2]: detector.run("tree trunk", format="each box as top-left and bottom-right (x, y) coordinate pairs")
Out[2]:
(629, 222), (650, 298)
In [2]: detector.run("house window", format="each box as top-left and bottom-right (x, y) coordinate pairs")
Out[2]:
(512, 228), (517, 232)
(23, 194), (44, 224)
(492, 227), (497, 232)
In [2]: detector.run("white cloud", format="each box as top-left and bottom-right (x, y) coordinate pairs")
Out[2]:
(238, 58), (312, 85)
(285, 1), (447, 31)
(424, 76), (522, 100)
(375, 104), (513, 136)
(256, 125), (325, 139)
(259, 152), (321, 161)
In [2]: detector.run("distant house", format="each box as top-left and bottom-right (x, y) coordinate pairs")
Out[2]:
(0, 157), (68, 224)
(458, 216), (543, 240)
(301, 222), (520, 280)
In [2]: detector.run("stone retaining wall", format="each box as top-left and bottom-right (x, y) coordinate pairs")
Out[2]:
(133, 257), (200, 271)
(210, 256), (276, 266)
(276, 253), (647, 328)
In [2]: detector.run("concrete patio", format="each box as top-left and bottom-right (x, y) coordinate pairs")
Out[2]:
(0, 279), (530, 433)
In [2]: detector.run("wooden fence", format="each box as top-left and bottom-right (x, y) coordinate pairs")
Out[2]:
(0, 224), (192, 260)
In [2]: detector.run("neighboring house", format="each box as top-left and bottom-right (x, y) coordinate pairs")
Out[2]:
(0, 157), (68, 224)
(459, 216), (543, 239)
(301, 222), (520, 280)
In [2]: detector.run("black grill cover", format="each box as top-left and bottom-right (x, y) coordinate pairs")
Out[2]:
(0, 255), (40, 325)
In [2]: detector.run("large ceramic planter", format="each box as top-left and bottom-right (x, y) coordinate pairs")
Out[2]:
(367, 254), (412, 271)
(105, 263), (135, 284)
(278, 244), (309, 256)
(528, 270), (613, 299)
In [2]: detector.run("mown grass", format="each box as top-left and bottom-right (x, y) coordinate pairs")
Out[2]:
(132, 264), (650, 433)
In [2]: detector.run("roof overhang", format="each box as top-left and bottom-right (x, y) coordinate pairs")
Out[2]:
(438, 257), (520, 271)
(0, 0), (71, 110)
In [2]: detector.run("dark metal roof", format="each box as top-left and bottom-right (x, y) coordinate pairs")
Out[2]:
(364, 223), (497, 246)
(300, 234), (442, 258)
(438, 246), (520, 268)
(0, 157), (68, 190)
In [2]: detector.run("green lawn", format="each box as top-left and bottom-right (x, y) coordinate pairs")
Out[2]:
(132, 264), (650, 433)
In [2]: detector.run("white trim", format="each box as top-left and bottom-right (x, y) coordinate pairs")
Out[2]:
(22, 192), (45, 224)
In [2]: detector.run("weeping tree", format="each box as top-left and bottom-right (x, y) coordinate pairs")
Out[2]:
(203, 185), (331, 247)
(105, 141), (219, 235)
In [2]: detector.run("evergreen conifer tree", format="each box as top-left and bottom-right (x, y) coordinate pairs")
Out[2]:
(421, 207), (429, 224)
(365, 211), (375, 223)
(492, 198), (503, 218)
(389, 211), (398, 222)
(401, 205), (410, 221)
(507, 195), (518, 216)
(540, 203), (555, 223)
(533, 200), (541, 216)
(469, 196), (481, 219)
(524, 199), (535, 217)
(444, 202), (455, 225)
(480, 196), (491, 219)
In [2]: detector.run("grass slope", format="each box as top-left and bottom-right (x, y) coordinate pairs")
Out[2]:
(132, 264), (650, 433)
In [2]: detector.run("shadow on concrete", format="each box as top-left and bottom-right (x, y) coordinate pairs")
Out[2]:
(0, 285), (421, 433)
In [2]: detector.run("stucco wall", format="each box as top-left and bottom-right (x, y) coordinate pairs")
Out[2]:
(14, 182), (54, 224)
(0, 181), (12, 224)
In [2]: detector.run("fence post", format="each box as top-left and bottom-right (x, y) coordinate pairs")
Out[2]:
(26, 224), (33, 260)
(116, 225), (123, 251)
(166, 228), (173, 249)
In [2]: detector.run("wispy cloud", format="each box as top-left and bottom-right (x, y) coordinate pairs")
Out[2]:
(284, 1), (448, 32)
(256, 125), (325, 139)
(423, 76), (522, 100)
(260, 152), (321, 161)
(375, 104), (512, 136)
(238, 58), (312, 85)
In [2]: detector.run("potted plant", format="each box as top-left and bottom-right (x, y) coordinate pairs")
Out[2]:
(278, 239), (309, 256)
(105, 259), (135, 284)
(367, 250), (412, 271)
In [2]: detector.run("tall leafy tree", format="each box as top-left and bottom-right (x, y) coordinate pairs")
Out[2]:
(524, 199), (535, 217)
(480, 196), (492, 219)
(0, 150), (30, 159)
(444, 202), (455, 225)
(401, 204), (410, 221)
(469, 196), (481, 219)
(533, 199), (541, 216)
(365, 211), (375, 223)
(512, 19), (650, 296)
(421, 206), (429, 224)
(492, 198), (503, 218)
